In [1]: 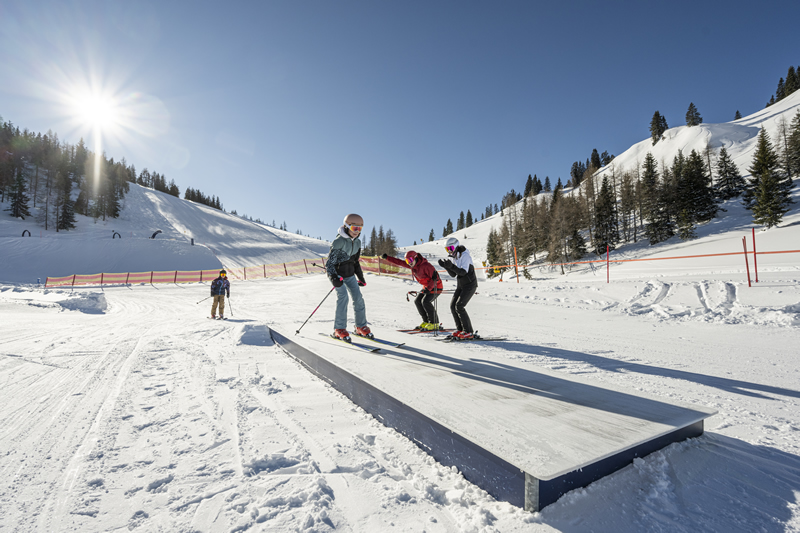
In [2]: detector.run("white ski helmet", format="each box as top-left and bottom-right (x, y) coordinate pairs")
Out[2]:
(445, 237), (459, 252)
(343, 213), (364, 226)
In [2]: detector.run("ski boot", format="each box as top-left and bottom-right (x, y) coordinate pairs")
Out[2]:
(333, 329), (351, 342)
(355, 326), (374, 339)
(421, 322), (438, 331)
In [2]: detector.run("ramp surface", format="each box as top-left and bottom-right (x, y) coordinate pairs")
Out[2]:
(271, 328), (716, 511)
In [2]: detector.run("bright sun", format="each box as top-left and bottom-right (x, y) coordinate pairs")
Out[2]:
(75, 94), (118, 129)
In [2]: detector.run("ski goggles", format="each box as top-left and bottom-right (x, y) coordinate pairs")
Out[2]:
(220, 273), (227, 277)
(348, 224), (363, 233)
(446, 245), (457, 253)
(405, 256), (416, 266)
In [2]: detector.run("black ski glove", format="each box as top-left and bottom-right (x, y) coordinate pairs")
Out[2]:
(381, 253), (388, 259)
(438, 259), (452, 268)
(357, 277), (366, 287)
(331, 275), (343, 288)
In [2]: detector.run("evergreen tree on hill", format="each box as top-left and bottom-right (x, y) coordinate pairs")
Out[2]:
(685, 103), (703, 126)
(590, 149), (602, 170)
(735, 110), (742, 120)
(6, 167), (32, 219)
(466, 210), (473, 227)
(641, 152), (674, 244)
(593, 176), (618, 254)
(713, 146), (746, 200)
(746, 127), (794, 228)
(457, 211), (465, 230)
(650, 111), (668, 145)
(788, 110), (800, 179)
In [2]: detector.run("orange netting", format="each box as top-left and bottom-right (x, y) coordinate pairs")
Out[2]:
(45, 256), (415, 288)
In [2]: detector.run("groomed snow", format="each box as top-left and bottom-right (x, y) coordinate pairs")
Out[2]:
(1, 94), (800, 532)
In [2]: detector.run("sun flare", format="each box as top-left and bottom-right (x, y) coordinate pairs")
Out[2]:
(74, 94), (118, 130)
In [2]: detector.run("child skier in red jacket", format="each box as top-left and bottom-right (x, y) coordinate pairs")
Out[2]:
(382, 251), (443, 330)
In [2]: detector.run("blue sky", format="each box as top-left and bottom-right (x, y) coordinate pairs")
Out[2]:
(1, 1), (798, 246)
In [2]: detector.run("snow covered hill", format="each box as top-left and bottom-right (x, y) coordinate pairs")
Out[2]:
(2, 92), (800, 531)
(404, 90), (800, 279)
(0, 183), (331, 284)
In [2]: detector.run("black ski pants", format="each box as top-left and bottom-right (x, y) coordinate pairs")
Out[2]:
(450, 283), (476, 333)
(414, 290), (440, 324)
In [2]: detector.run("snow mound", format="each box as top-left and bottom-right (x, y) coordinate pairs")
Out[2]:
(0, 286), (108, 314)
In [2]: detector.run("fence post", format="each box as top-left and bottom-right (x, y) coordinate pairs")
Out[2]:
(514, 247), (519, 283)
(150, 271), (154, 284)
(126, 272), (130, 284)
(304, 259), (309, 274)
(72, 274), (76, 287)
(174, 271), (178, 283)
(284, 263), (288, 276)
(607, 245), (610, 283)
(752, 228), (759, 283)
(264, 264), (267, 278)
(742, 237), (751, 287)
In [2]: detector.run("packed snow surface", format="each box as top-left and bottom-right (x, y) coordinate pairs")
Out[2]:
(1, 93), (800, 532)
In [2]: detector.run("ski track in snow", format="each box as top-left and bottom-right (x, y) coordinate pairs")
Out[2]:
(1, 273), (799, 532)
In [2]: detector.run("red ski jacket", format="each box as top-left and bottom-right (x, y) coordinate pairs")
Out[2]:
(383, 253), (443, 293)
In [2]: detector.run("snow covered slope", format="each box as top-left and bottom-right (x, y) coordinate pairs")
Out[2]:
(403, 90), (800, 277)
(0, 184), (331, 284)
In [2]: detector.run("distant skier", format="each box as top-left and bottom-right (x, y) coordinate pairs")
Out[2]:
(210, 269), (230, 319)
(382, 250), (443, 330)
(326, 214), (371, 341)
(438, 237), (477, 339)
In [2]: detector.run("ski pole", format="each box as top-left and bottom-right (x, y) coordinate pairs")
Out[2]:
(226, 296), (234, 317)
(197, 296), (213, 304)
(296, 285), (336, 335)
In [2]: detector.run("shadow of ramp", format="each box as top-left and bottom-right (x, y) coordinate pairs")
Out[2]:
(538, 433), (800, 532)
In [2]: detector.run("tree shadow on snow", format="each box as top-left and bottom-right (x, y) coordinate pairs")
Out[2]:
(472, 340), (800, 400)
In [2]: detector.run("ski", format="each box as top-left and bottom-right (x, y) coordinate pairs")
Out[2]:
(354, 334), (405, 348)
(397, 327), (455, 334)
(436, 334), (507, 342)
(318, 333), (380, 352)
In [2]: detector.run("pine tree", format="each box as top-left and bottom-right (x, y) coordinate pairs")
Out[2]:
(680, 150), (718, 228)
(788, 110), (800, 179)
(457, 211), (465, 230)
(444, 218), (453, 236)
(776, 78), (786, 101)
(593, 176), (618, 254)
(735, 110), (742, 120)
(713, 147), (746, 200)
(544, 176), (551, 192)
(6, 167), (32, 219)
(590, 149), (601, 170)
(746, 127), (794, 228)
(685, 103), (702, 126)
(641, 152), (674, 244)
(786, 66), (798, 95)
(428, 229), (435, 242)
(466, 210), (473, 227)
(524, 174), (533, 197)
(650, 111), (668, 145)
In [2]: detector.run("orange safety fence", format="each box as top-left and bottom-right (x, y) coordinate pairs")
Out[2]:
(45, 256), (414, 288)
(479, 248), (800, 273)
